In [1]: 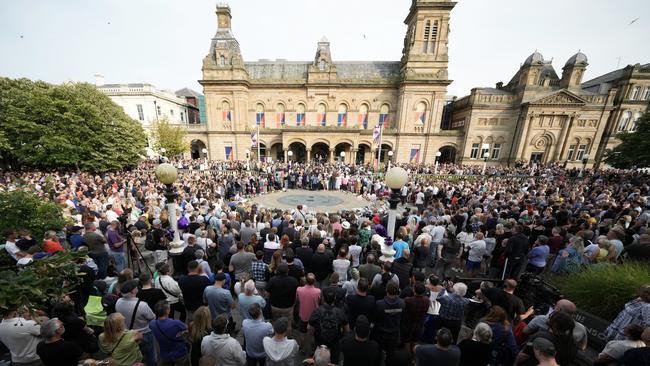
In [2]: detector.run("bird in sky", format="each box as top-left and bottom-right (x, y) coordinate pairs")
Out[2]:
(628, 18), (639, 26)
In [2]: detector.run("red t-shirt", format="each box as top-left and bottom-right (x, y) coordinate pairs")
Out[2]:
(43, 240), (64, 253)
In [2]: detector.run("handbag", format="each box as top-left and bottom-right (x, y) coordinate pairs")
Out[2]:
(159, 276), (184, 305)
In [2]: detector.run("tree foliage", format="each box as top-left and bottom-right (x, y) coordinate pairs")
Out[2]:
(604, 112), (650, 169)
(0, 77), (146, 172)
(150, 116), (190, 157)
(0, 190), (67, 242)
(0, 251), (85, 312)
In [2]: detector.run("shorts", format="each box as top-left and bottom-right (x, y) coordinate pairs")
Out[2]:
(466, 260), (482, 270)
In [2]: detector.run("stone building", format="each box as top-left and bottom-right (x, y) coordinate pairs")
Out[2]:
(192, 0), (463, 165)
(189, 1), (649, 167)
(450, 55), (650, 168)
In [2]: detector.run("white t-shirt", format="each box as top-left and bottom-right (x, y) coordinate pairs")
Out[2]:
(600, 339), (646, 360)
(332, 259), (351, 284)
(4, 241), (19, 260)
(415, 192), (425, 204)
(431, 226), (446, 243)
(0, 318), (41, 363)
(468, 240), (487, 262)
(348, 245), (362, 267)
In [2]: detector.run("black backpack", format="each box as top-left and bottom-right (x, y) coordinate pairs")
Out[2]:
(144, 230), (156, 251)
(319, 307), (340, 345)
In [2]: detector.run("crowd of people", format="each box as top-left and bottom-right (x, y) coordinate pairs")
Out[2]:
(1, 159), (649, 366)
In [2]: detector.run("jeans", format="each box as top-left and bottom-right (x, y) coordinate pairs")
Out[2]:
(247, 356), (266, 366)
(140, 331), (157, 366)
(429, 242), (440, 267)
(89, 252), (109, 279)
(111, 251), (125, 273)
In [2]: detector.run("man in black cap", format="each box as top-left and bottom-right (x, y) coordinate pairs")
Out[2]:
(339, 315), (381, 366)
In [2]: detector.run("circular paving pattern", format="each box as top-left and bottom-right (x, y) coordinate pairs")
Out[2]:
(250, 189), (372, 212)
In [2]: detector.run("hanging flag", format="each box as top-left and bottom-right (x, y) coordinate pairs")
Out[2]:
(250, 131), (258, 148)
(338, 113), (347, 127)
(359, 113), (368, 129)
(372, 124), (381, 144)
(317, 112), (326, 126)
(256, 112), (265, 128)
(409, 148), (420, 163)
(225, 146), (233, 161)
(379, 113), (389, 129)
(297, 113), (305, 126)
(222, 110), (232, 122)
(415, 111), (426, 124)
(276, 112), (285, 127)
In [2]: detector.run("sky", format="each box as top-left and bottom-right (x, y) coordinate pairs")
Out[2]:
(1, 0), (649, 97)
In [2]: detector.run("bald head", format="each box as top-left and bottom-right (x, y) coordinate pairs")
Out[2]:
(554, 299), (577, 315)
(402, 248), (411, 258)
(317, 244), (326, 253)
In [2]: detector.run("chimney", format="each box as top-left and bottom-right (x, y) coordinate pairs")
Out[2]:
(94, 73), (105, 86)
(496, 81), (503, 89)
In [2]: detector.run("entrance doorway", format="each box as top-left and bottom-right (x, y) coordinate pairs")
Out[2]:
(530, 152), (544, 164)
(312, 142), (330, 163)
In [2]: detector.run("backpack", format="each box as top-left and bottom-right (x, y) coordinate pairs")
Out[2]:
(144, 230), (156, 251)
(319, 307), (340, 345)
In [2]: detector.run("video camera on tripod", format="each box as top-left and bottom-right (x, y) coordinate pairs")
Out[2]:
(514, 273), (563, 314)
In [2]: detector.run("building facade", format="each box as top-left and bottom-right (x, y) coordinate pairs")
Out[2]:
(193, 0), (463, 165)
(450, 54), (650, 168)
(181, 0), (648, 166)
(96, 76), (205, 156)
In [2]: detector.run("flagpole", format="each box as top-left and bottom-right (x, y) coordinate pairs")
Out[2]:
(257, 123), (261, 165)
(377, 123), (383, 173)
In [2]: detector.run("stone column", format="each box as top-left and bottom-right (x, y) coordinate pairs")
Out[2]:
(306, 148), (311, 163)
(558, 116), (575, 162)
(554, 115), (571, 161)
(283, 148), (288, 163)
(329, 149), (334, 163)
(517, 114), (535, 160)
(351, 149), (358, 165)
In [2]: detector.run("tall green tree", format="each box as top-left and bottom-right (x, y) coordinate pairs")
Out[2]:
(604, 112), (650, 169)
(0, 190), (67, 242)
(150, 117), (190, 157)
(0, 77), (146, 172)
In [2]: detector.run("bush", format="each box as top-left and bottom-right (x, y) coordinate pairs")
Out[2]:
(0, 190), (67, 242)
(553, 263), (650, 321)
(0, 251), (85, 312)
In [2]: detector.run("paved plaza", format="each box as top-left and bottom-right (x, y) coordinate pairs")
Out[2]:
(250, 189), (373, 212)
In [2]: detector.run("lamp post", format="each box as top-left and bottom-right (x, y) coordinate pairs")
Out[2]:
(245, 149), (250, 170)
(340, 151), (346, 164)
(154, 163), (183, 251)
(288, 151), (293, 168)
(434, 151), (442, 175)
(387, 151), (394, 170)
(251, 124), (261, 165)
(482, 152), (491, 175)
(159, 148), (167, 163)
(385, 167), (409, 240)
(579, 153), (590, 177)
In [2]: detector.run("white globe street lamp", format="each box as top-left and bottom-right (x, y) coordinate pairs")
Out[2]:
(154, 163), (183, 251)
(435, 151), (442, 175)
(579, 153), (590, 177)
(482, 152), (491, 175)
(385, 166), (409, 241)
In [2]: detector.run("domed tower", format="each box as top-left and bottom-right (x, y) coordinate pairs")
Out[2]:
(560, 51), (588, 89)
(517, 51), (545, 88)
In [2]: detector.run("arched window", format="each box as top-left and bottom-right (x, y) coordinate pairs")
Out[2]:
(423, 20), (431, 53)
(221, 101), (231, 123)
(219, 55), (226, 66)
(296, 103), (306, 126)
(643, 87), (650, 101)
(316, 103), (327, 127)
(337, 104), (348, 127)
(415, 102), (427, 125)
(632, 112), (642, 131)
(319, 60), (327, 70)
(618, 111), (631, 132)
(255, 103), (265, 128)
(631, 86), (641, 100)
(276, 104), (285, 128)
(358, 104), (369, 129)
(379, 104), (390, 129)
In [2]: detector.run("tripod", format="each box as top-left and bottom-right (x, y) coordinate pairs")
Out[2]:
(124, 227), (154, 278)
